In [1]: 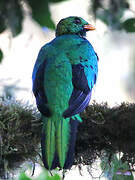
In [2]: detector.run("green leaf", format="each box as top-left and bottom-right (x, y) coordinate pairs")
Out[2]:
(0, 0), (6, 33)
(27, 0), (55, 29)
(34, 169), (60, 180)
(5, 0), (23, 37)
(47, 174), (61, 180)
(0, 0), (23, 36)
(18, 173), (32, 180)
(0, 49), (3, 63)
(52, 174), (61, 180)
(122, 18), (135, 32)
(0, 15), (6, 33)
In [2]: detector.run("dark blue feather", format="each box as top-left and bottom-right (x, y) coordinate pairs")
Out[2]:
(64, 118), (79, 169)
(63, 64), (91, 118)
(32, 60), (51, 117)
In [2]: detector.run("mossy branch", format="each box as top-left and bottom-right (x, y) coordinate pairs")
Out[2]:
(0, 97), (135, 178)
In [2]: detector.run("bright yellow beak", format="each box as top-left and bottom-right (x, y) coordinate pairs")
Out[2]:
(84, 24), (96, 30)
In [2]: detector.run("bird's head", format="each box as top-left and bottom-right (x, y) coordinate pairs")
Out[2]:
(56, 16), (95, 37)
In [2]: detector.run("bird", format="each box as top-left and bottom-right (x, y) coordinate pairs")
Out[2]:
(32, 16), (98, 170)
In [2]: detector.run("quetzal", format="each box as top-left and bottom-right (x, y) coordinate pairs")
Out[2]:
(32, 16), (98, 170)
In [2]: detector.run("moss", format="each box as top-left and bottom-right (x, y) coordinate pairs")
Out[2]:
(76, 101), (135, 167)
(1, 98), (135, 178)
(0, 97), (42, 178)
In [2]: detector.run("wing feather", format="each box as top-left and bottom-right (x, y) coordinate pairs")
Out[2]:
(32, 60), (51, 117)
(63, 64), (92, 118)
(63, 40), (98, 118)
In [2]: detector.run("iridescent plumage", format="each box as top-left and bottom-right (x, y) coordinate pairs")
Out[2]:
(32, 16), (98, 170)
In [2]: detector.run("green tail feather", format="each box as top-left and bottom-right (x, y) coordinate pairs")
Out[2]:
(42, 116), (55, 169)
(42, 116), (70, 169)
(56, 118), (70, 168)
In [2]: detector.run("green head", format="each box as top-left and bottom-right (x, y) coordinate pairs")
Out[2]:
(56, 16), (95, 37)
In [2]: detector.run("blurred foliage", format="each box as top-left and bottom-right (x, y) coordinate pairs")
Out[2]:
(101, 153), (134, 180)
(0, 0), (23, 37)
(0, 49), (3, 63)
(0, 0), (68, 37)
(0, 0), (68, 61)
(18, 171), (60, 180)
(0, 0), (135, 37)
(27, 0), (55, 29)
(122, 18), (135, 32)
(0, 0), (135, 62)
(91, 0), (135, 32)
(19, 173), (32, 180)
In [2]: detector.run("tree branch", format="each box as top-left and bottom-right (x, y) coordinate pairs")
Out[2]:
(0, 97), (135, 178)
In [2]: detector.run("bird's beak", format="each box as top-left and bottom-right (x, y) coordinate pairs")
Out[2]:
(84, 24), (96, 31)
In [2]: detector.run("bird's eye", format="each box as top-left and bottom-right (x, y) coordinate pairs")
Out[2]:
(74, 18), (81, 24)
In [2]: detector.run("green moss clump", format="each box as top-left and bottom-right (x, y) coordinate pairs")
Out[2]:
(76, 101), (135, 168)
(0, 97), (41, 178)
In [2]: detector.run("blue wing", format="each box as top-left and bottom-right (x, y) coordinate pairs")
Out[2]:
(63, 43), (98, 118)
(63, 64), (92, 118)
(32, 60), (51, 117)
